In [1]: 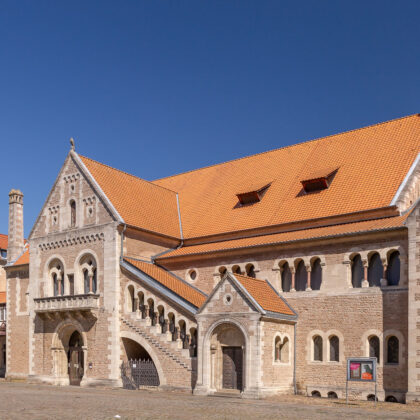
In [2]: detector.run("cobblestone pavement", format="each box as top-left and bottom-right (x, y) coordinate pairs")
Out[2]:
(0, 382), (419, 420)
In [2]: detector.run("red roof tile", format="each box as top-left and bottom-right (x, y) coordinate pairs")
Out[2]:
(234, 274), (295, 316)
(124, 258), (206, 308)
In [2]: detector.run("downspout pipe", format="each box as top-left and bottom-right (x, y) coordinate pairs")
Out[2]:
(120, 224), (127, 262)
(293, 322), (297, 395)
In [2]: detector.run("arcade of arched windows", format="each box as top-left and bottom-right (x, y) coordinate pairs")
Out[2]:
(345, 247), (403, 289)
(45, 252), (99, 297)
(273, 256), (325, 293)
(124, 283), (198, 357)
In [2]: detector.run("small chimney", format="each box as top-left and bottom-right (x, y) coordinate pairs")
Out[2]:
(8, 189), (24, 263)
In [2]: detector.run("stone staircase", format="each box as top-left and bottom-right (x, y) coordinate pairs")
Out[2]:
(121, 315), (193, 372)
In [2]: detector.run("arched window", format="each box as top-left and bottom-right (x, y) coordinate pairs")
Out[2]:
(329, 336), (339, 362)
(127, 286), (135, 312)
(387, 251), (400, 286)
(295, 260), (307, 291)
(387, 336), (399, 364)
(53, 273), (59, 296)
(245, 263), (256, 278)
(83, 269), (89, 294)
(49, 260), (64, 297)
(274, 336), (281, 361)
(311, 258), (322, 290)
(369, 336), (380, 363)
(351, 254), (363, 288)
(280, 337), (289, 363)
(232, 265), (241, 275)
(313, 335), (323, 361)
(80, 255), (97, 294)
(281, 263), (292, 292)
(368, 253), (383, 287)
(219, 266), (227, 279)
(70, 200), (76, 227)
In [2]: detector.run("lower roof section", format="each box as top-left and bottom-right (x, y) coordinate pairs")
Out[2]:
(156, 214), (409, 260)
(122, 257), (207, 311)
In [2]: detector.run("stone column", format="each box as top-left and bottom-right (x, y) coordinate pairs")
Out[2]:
(144, 305), (151, 326)
(305, 265), (312, 291)
(362, 260), (369, 287)
(165, 319), (172, 341)
(88, 273), (93, 294)
(290, 267), (296, 292)
(380, 260), (388, 287)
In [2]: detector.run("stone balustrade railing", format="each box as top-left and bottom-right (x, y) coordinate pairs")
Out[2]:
(34, 294), (100, 313)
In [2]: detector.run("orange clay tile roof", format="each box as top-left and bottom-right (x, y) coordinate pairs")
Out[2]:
(13, 247), (29, 266)
(79, 156), (181, 239)
(123, 258), (206, 308)
(153, 114), (420, 238)
(234, 274), (295, 316)
(0, 292), (5, 304)
(156, 214), (408, 260)
(0, 234), (8, 250)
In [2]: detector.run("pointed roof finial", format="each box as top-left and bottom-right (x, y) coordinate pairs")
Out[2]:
(70, 137), (75, 151)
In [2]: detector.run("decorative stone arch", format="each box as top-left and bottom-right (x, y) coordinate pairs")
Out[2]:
(383, 329), (405, 365)
(361, 329), (383, 365)
(307, 329), (325, 363)
(120, 330), (167, 386)
(44, 255), (67, 297)
(202, 318), (250, 392)
(51, 319), (88, 386)
(74, 249), (100, 295)
(325, 329), (344, 363)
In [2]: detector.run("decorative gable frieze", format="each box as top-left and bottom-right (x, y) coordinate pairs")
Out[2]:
(38, 232), (104, 251)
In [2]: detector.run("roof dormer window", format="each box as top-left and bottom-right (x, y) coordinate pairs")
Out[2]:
(300, 168), (338, 194)
(236, 182), (271, 206)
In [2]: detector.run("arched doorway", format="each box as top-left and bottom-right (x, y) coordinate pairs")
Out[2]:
(68, 331), (84, 386)
(121, 337), (160, 388)
(210, 323), (246, 392)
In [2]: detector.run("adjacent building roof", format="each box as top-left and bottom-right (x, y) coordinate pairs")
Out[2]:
(0, 234), (7, 250)
(13, 246), (29, 266)
(123, 257), (207, 308)
(233, 274), (295, 316)
(156, 214), (409, 260)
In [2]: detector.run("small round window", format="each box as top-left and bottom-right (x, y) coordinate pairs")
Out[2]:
(188, 270), (197, 281)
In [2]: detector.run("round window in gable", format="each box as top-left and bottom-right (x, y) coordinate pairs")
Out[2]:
(188, 269), (197, 282)
(224, 294), (233, 306)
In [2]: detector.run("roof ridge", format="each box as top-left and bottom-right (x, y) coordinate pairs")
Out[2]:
(79, 154), (179, 195)
(153, 113), (420, 183)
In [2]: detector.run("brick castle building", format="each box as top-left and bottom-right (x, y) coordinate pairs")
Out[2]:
(4, 114), (420, 402)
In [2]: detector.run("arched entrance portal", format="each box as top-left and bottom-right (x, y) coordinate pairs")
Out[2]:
(52, 322), (87, 386)
(121, 338), (160, 388)
(210, 323), (245, 391)
(68, 331), (84, 386)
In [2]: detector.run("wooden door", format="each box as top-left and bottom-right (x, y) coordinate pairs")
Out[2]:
(68, 347), (84, 386)
(222, 347), (243, 390)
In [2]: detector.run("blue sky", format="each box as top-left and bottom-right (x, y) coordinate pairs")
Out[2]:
(0, 1), (419, 236)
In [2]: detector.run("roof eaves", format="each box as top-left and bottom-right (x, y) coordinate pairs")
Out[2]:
(120, 259), (198, 315)
(265, 280), (298, 318)
(157, 224), (406, 260)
